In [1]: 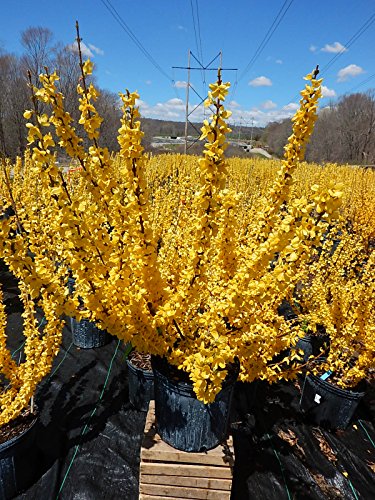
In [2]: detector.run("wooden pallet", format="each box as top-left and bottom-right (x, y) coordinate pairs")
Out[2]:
(139, 400), (234, 500)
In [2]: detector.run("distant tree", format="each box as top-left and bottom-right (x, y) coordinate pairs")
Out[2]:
(336, 92), (375, 164)
(306, 104), (339, 163)
(0, 51), (29, 158)
(21, 27), (55, 87)
(53, 43), (82, 122)
(307, 92), (375, 165)
(96, 89), (122, 152)
(262, 119), (292, 157)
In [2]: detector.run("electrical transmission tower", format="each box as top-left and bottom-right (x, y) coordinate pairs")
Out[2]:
(173, 50), (237, 153)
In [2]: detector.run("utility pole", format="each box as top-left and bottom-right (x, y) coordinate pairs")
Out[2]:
(173, 51), (237, 153)
(184, 50), (191, 155)
(250, 117), (254, 147)
(238, 116), (243, 143)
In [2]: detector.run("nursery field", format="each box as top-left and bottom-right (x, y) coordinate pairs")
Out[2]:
(0, 262), (374, 499)
(0, 65), (374, 499)
(1, 153), (375, 499)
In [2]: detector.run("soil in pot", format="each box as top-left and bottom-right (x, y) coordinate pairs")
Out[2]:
(0, 407), (39, 499)
(127, 351), (154, 412)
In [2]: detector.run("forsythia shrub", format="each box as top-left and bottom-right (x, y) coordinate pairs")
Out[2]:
(0, 50), (346, 423)
(294, 226), (374, 388)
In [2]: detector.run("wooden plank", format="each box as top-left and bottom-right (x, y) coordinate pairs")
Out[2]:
(140, 496), (171, 500)
(140, 496), (173, 500)
(140, 462), (232, 479)
(139, 493), (192, 500)
(141, 474), (232, 490)
(139, 400), (234, 499)
(141, 447), (232, 467)
(140, 483), (231, 499)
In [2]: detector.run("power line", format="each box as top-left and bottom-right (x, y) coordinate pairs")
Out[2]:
(285, 10), (375, 108)
(346, 72), (375, 94)
(237, 0), (294, 84)
(99, 0), (174, 83)
(190, 0), (206, 99)
(195, 0), (204, 67)
(190, 0), (204, 67)
(320, 11), (375, 76)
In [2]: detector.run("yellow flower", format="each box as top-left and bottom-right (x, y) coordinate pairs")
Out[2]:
(83, 59), (94, 76)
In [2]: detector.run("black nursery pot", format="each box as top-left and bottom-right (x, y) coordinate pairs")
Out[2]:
(295, 335), (314, 362)
(126, 358), (154, 412)
(294, 333), (330, 363)
(67, 276), (110, 348)
(71, 317), (110, 348)
(151, 356), (239, 452)
(0, 414), (38, 499)
(300, 373), (365, 429)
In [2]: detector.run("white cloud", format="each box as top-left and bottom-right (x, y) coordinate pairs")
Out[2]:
(227, 105), (298, 127)
(337, 64), (364, 82)
(138, 98), (186, 120)
(88, 43), (104, 56)
(228, 100), (240, 108)
(177, 25), (187, 31)
(174, 80), (188, 88)
(283, 102), (299, 111)
(321, 42), (347, 53)
(321, 85), (336, 98)
(309, 45), (317, 53)
(145, 80), (152, 85)
(69, 41), (94, 58)
(249, 76), (272, 87)
(275, 59), (283, 64)
(261, 100), (277, 110)
(136, 97), (305, 127)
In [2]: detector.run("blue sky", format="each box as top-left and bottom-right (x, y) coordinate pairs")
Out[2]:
(2, 0), (375, 126)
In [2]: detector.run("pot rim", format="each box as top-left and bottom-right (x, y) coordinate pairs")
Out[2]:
(0, 411), (39, 453)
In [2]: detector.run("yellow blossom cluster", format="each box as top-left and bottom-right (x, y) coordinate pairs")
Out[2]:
(0, 255), (64, 426)
(293, 227), (374, 388)
(0, 61), (348, 416)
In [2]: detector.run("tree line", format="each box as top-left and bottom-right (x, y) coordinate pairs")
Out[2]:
(262, 91), (375, 166)
(1, 26), (374, 165)
(0, 27), (121, 160)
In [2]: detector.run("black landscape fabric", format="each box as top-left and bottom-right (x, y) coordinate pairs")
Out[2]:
(1, 263), (374, 500)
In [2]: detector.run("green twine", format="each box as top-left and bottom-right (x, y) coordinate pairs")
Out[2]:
(56, 339), (121, 499)
(358, 419), (375, 450)
(120, 341), (133, 363)
(265, 433), (292, 500)
(48, 341), (74, 381)
(348, 479), (359, 500)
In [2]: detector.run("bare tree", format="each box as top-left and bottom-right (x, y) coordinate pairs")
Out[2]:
(262, 119), (292, 157)
(53, 43), (82, 122)
(96, 89), (122, 152)
(21, 27), (55, 86)
(0, 52), (29, 158)
(307, 92), (375, 165)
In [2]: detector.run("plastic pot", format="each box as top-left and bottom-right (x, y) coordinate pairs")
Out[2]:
(0, 414), (38, 499)
(71, 317), (110, 349)
(295, 335), (314, 362)
(300, 373), (365, 429)
(151, 356), (239, 452)
(126, 357), (154, 412)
